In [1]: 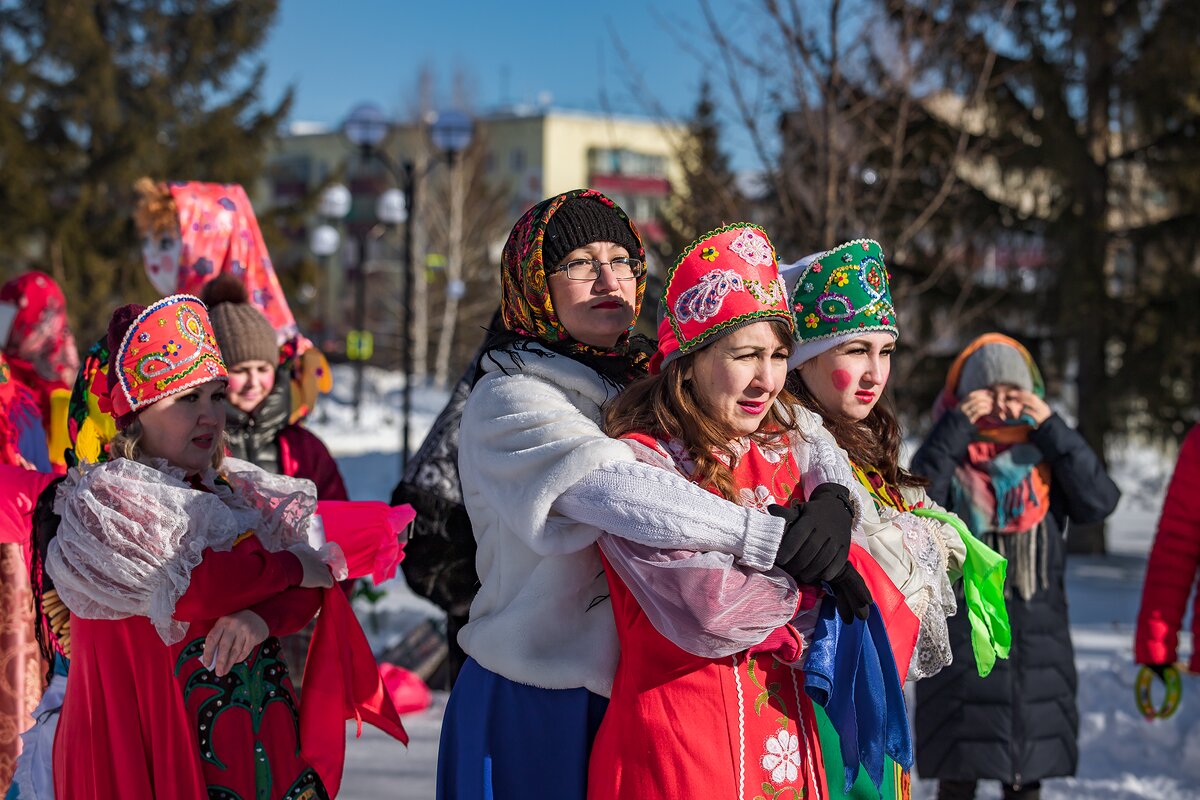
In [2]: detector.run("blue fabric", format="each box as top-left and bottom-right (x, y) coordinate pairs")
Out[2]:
(14, 408), (50, 473)
(804, 596), (913, 794)
(436, 658), (608, 800)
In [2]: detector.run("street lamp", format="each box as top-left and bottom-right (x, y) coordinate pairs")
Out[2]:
(397, 109), (474, 472)
(344, 103), (389, 152)
(313, 102), (474, 471)
(311, 185), (348, 365)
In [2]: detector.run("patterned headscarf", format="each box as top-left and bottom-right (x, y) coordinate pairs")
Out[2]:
(499, 189), (648, 369)
(0, 272), (80, 418)
(936, 334), (1051, 531)
(66, 337), (118, 466)
(168, 182), (299, 343)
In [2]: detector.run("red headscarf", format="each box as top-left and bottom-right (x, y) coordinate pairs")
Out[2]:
(168, 182), (299, 343)
(0, 272), (79, 421)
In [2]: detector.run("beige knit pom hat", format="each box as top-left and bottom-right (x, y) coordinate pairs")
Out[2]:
(200, 273), (278, 367)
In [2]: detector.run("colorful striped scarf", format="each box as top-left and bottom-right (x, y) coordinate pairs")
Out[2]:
(935, 334), (1051, 599)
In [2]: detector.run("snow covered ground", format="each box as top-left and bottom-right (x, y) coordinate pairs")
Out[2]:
(313, 366), (1200, 800)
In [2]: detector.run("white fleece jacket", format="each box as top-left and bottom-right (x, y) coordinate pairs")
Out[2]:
(456, 344), (786, 696)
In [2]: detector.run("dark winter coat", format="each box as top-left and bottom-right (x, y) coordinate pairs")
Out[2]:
(389, 323), (498, 686)
(224, 370), (348, 501)
(911, 411), (1120, 786)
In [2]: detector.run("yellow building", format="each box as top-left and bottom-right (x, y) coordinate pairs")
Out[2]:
(259, 107), (686, 243)
(257, 107), (686, 368)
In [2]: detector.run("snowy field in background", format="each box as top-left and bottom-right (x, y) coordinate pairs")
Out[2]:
(312, 366), (1200, 800)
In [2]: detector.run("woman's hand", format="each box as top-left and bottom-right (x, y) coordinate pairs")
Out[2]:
(1015, 390), (1052, 426)
(769, 483), (854, 585)
(291, 545), (336, 589)
(958, 389), (994, 424)
(203, 610), (269, 677)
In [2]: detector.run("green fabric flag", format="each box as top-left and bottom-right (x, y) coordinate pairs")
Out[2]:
(911, 507), (1011, 677)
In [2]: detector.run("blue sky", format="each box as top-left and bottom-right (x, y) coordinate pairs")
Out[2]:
(259, 0), (729, 128)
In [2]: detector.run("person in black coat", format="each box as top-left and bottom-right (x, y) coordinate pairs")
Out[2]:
(389, 311), (500, 688)
(910, 334), (1120, 800)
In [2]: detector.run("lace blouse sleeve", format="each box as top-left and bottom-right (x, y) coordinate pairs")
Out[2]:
(597, 437), (807, 659)
(216, 457), (320, 551)
(46, 459), (243, 644)
(874, 505), (961, 680)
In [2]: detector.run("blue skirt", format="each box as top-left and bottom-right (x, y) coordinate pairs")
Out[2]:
(436, 658), (608, 800)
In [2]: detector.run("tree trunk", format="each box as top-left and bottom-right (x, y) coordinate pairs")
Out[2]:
(1067, 2), (1117, 555)
(433, 157), (466, 387)
(411, 156), (430, 379)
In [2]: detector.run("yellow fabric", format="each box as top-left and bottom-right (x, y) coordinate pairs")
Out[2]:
(46, 388), (72, 467)
(289, 347), (332, 424)
(851, 462), (910, 513)
(73, 385), (118, 465)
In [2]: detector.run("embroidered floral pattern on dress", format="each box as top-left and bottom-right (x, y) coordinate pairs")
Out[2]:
(743, 654), (812, 799)
(673, 269), (746, 324)
(664, 437), (699, 478)
(729, 228), (775, 267)
(761, 728), (801, 785)
(737, 484), (778, 513)
(755, 439), (789, 464)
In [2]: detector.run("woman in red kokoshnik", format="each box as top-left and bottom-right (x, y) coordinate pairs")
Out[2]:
(46, 295), (406, 799)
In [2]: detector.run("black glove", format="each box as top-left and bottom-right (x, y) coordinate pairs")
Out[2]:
(1148, 662), (1172, 683)
(828, 562), (873, 624)
(768, 482), (854, 585)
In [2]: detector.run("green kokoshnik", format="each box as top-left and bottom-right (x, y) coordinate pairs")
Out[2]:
(790, 239), (898, 348)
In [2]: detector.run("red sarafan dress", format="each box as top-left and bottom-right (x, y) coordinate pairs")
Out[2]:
(46, 457), (336, 800)
(589, 433), (826, 800)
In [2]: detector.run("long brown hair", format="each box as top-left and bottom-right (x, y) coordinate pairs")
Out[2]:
(788, 372), (927, 489)
(605, 320), (796, 501)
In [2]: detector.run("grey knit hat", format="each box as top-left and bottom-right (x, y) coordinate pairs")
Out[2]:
(957, 342), (1033, 397)
(200, 274), (278, 367)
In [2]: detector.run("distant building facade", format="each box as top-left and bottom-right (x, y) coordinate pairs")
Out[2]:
(256, 107), (685, 246)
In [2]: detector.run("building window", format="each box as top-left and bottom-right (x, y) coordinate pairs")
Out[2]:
(588, 147), (665, 178)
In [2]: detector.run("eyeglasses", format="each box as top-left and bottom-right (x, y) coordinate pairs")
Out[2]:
(548, 257), (646, 281)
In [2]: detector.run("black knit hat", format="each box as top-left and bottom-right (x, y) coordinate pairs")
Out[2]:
(542, 197), (641, 269)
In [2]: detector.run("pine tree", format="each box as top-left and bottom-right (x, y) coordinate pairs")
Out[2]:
(702, 0), (1031, 413)
(877, 0), (1200, 551)
(0, 0), (291, 343)
(654, 80), (747, 268)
